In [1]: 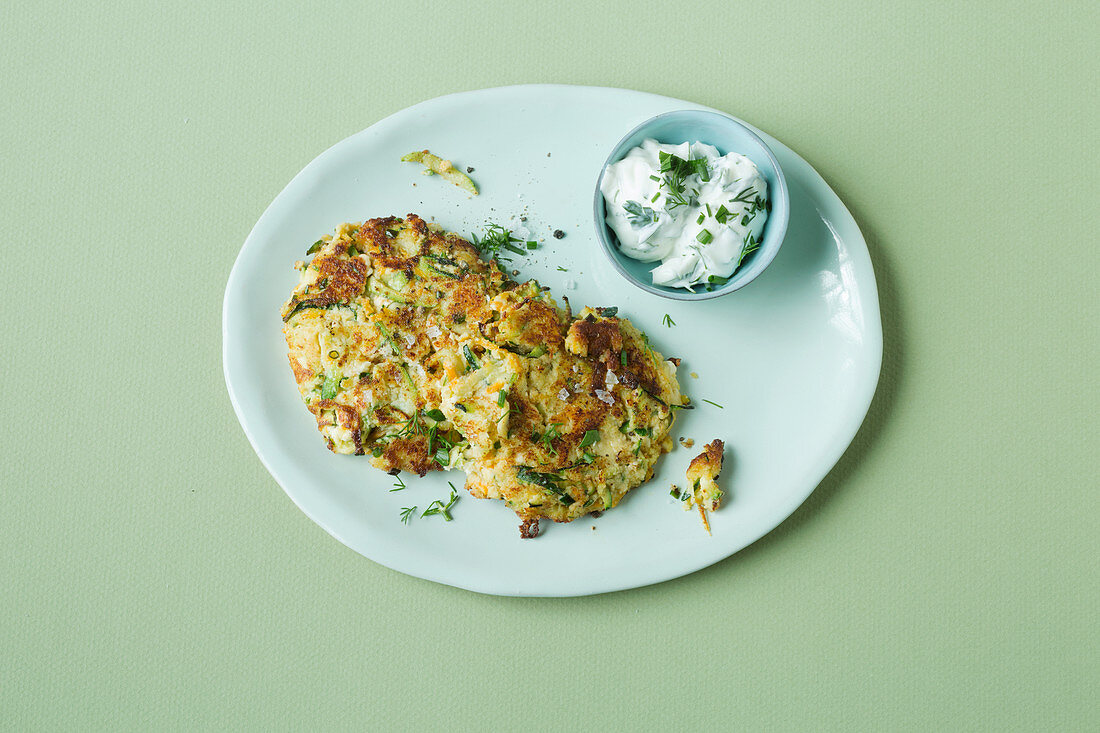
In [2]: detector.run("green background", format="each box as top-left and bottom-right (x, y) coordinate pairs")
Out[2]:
(3, 1), (1096, 729)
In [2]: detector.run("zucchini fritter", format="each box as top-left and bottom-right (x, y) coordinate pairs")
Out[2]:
(282, 215), (687, 536)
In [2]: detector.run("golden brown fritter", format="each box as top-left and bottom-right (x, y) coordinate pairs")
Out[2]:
(281, 215), (687, 536)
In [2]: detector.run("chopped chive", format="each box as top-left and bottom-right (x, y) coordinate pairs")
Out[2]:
(705, 204), (712, 217)
(650, 192), (660, 202)
(497, 389), (507, 407)
(696, 229), (713, 245)
(696, 213), (705, 225)
(307, 239), (324, 255)
(620, 350), (627, 367)
(702, 399), (724, 408)
(556, 266), (568, 272)
(649, 174), (660, 182)
(526, 241), (537, 249)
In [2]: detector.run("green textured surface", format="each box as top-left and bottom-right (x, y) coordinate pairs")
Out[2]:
(2, 1), (1097, 730)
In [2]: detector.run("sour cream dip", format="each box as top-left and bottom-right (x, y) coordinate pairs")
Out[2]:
(600, 139), (769, 290)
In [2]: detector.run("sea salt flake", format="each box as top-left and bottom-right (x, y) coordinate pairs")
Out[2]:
(557, 388), (570, 401)
(595, 388), (614, 405)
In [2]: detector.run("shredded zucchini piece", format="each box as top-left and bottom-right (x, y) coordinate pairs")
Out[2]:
(401, 150), (478, 195)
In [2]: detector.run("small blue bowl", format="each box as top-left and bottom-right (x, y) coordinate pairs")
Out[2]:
(593, 110), (789, 300)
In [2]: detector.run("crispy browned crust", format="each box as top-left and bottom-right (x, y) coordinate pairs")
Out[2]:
(688, 439), (725, 483)
(566, 314), (668, 397)
(518, 517), (540, 539)
(281, 253), (367, 320)
(374, 435), (439, 476)
(566, 316), (622, 361)
(333, 405), (364, 455)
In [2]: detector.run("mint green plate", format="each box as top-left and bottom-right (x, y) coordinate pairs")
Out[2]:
(223, 85), (882, 596)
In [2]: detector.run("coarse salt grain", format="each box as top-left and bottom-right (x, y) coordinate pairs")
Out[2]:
(594, 389), (614, 405)
(557, 388), (569, 401)
(605, 370), (619, 388)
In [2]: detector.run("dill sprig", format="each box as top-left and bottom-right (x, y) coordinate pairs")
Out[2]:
(421, 485), (459, 521)
(531, 422), (564, 456)
(399, 506), (417, 524)
(662, 314), (676, 328)
(390, 475), (407, 492)
(470, 223), (527, 261)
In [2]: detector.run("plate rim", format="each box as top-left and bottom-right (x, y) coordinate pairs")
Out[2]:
(223, 83), (883, 596)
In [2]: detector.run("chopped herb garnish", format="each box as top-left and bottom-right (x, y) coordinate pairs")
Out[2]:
(320, 374), (339, 399)
(307, 239), (324, 255)
(620, 350), (628, 367)
(470, 223), (526, 261)
(526, 241), (537, 250)
(736, 232), (760, 270)
(390, 475), (407, 492)
(497, 389), (507, 407)
(556, 266), (568, 272)
(421, 485), (459, 521)
(731, 187), (758, 206)
(702, 399), (725, 408)
(399, 506), (417, 524)
(623, 200), (659, 228)
(696, 229), (713, 245)
(535, 422), (564, 455)
(578, 430), (600, 449)
(662, 313), (675, 328)
(422, 408), (446, 422)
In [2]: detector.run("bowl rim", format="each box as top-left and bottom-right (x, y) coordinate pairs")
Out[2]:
(592, 109), (789, 301)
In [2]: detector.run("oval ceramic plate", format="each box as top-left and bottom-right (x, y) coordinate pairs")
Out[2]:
(223, 85), (882, 597)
